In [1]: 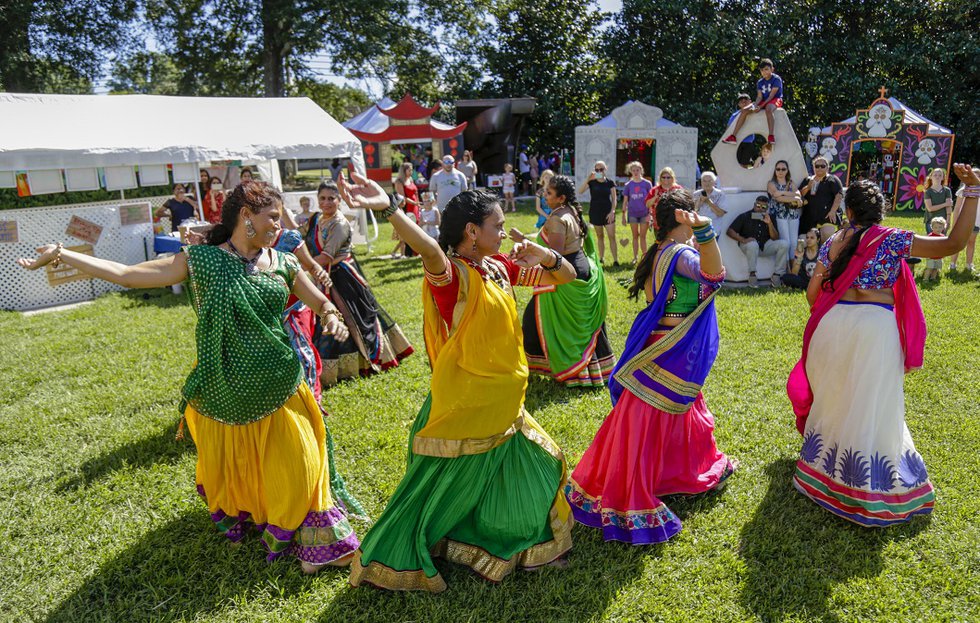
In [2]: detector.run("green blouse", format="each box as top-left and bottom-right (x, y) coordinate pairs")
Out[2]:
(181, 245), (303, 425)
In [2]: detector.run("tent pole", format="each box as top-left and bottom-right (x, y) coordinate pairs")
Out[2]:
(194, 177), (205, 221)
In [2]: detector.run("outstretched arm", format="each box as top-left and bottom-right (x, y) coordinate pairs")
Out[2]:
(17, 244), (189, 288)
(339, 172), (448, 276)
(911, 164), (979, 258)
(291, 269), (349, 342)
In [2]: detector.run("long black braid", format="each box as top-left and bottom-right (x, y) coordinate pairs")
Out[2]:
(628, 189), (693, 300)
(548, 175), (588, 239)
(822, 180), (886, 292)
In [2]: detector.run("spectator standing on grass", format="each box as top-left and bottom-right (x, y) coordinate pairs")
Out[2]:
(949, 184), (979, 272)
(430, 155), (468, 213)
(923, 167), (953, 234)
(519, 146), (531, 196)
(578, 160), (619, 266)
(621, 161), (654, 263)
(693, 171), (727, 219)
(644, 167), (684, 230)
(529, 151), (540, 191)
(768, 159), (804, 268)
(502, 163), (517, 212)
(798, 156), (844, 233)
(535, 169), (556, 228)
(202, 176), (225, 224)
(457, 150), (478, 190)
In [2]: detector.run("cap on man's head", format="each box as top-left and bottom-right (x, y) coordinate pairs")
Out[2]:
(737, 93), (751, 102)
(442, 155), (455, 165)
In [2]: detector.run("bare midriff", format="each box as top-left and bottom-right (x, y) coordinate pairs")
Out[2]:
(839, 286), (895, 305)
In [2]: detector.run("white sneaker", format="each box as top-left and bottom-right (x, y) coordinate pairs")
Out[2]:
(771, 273), (781, 287)
(748, 273), (758, 288)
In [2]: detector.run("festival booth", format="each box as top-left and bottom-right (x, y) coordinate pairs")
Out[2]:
(709, 106), (810, 282)
(343, 94), (467, 189)
(816, 91), (955, 212)
(0, 93), (365, 311)
(574, 101), (699, 200)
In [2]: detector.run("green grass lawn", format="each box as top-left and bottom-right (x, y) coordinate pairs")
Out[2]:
(1, 209), (978, 622)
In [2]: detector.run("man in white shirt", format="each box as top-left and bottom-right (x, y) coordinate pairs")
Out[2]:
(693, 171), (728, 218)
(430, 155), (468, 212)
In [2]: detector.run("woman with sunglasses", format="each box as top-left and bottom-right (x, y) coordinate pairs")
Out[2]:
(577, 161), (619, 266)
(644, 167), (683, 231)
(767, 160), (804, 271)
(798, 156), (844, 235)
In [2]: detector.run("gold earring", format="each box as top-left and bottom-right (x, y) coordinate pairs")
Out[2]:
(471, 239), (477, 253)
(245, 220), (256, 238)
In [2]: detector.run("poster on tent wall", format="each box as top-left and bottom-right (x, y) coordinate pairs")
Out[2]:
(0, 220), (18, 243)
(16, 173), (31, 197)
(119, 203), (152, 226)
(66, 215), (104, 244)
(65, 168), (101, 192)
(27, 170), (66, 195)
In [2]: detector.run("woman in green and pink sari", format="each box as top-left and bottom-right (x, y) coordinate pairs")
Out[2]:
(510, 175), (615, 387)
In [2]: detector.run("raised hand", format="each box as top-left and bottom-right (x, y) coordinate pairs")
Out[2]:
(16, 244), (60, 270)
(337, 172), (391, 212)
(953, 163), (979, 187)
(508, 227), (526, 243)
(675, 208), (711, 229)
(509, 240), (548, 268)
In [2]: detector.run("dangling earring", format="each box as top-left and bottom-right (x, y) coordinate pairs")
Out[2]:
(471, 239), (477, 253)
(245, 219), (256, 239)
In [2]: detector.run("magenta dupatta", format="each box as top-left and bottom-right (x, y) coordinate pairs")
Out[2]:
(786, 225), (926, 435)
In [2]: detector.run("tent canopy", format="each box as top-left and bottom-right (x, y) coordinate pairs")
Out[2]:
(821, 97), (952, 135)
(0, 93), (365, 172)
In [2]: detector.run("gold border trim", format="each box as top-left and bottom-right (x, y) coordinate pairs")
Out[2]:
(349, 551), (448, 593)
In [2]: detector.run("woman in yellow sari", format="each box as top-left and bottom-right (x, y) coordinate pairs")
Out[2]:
(338, 174), (577, 592)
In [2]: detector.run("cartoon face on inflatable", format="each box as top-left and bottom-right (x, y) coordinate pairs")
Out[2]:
(808, 127), (821, 143)
(819, 137), (838, 160)
(865, 104), (893, 138)
(915, 139), (936, 165)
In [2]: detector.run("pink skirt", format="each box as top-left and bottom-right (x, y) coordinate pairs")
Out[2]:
(566, 346), (733, 544)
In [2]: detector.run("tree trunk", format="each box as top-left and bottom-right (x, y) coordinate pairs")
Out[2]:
(261, 0), (286, 97)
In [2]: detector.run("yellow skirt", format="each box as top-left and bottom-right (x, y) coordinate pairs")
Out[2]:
(184, 383), (359, 563)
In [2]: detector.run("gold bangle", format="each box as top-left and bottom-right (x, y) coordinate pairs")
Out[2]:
(51, 242), (64, 268)
(320, 307), (344, 324)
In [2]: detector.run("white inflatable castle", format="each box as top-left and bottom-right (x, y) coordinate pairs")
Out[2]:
(709, 108), (808, 282)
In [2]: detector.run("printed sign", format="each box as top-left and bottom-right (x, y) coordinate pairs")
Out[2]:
(119, 203), (152, 226)
(46, 244), (94, 286)
(65, 215), (103, 245)
(0, 220), (18, 243)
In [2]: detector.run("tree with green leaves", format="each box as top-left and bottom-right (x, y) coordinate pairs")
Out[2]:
(0, 0), (137, 93)
(482, 0), (608, 149)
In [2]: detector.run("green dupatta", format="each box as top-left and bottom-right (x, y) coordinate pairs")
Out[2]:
(181, 245), (303, 425)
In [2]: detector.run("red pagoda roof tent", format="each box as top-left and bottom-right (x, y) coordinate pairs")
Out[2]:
(344, 94), (467, 142)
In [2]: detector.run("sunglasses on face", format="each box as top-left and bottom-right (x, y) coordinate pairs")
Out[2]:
(595, 168), (605, 172)
(775, 168), (788, 172)
(661, 175), (673, 179)
(814, 164), (827, 169)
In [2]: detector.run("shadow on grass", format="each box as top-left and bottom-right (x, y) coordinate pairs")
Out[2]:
(43, 512), (330, 623)
(315, 525), (649, 623)
(55, 422), (193, 492)
(524, 375), (604, 411)
(739, 458), (930, 623)
(119, 288), (189, 309)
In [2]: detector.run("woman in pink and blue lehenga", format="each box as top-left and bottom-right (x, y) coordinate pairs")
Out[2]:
(566, 189), (735, 544)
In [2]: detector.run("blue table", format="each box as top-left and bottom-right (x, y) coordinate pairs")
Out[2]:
(153, 234), (183, 254)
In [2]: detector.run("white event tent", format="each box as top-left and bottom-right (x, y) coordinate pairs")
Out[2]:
(0, 93), (366, 311)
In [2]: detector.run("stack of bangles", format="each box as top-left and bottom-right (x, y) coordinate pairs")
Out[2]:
(50, 242), (64, 268)
(962, 185), (980, 198)
(320, 305), (344, 325)
(692, 223), (717, 245)
(374, 194), (400, 219)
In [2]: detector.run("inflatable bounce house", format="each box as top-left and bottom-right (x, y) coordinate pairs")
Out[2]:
(816, 89), (955, 212)
(574, 101), (699, 199)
